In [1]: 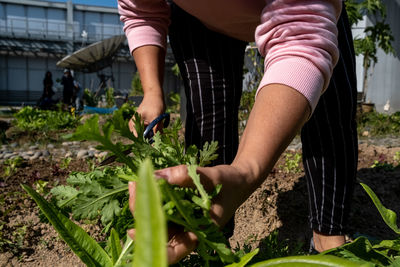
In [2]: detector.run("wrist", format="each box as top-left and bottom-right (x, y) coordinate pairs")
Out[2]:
(143, 90), (165, 108)
(143, 87), (164, 98)
(230, 160), (265, 191)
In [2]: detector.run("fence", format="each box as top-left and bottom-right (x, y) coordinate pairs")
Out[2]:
(0, 17), (123, 42)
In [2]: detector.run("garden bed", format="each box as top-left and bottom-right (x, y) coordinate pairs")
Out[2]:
(1, 107), (400, 266)
(1, 135), (399, 266)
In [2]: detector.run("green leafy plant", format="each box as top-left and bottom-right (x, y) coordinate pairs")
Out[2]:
(130, 72), (143, 96)
(370, 160), (395, 171)
(357, 111), (400, 136)
(319, 183), (400, 266)
(22, 184), (115, 267)
(23, 103), (400, 267)
(0, 223), (12, 250)
(393, 152), (400, 166)
(280, 152), (302, 174)
(239, 45), (264, 132)
(14, 106), (79, 132)
(2, 156), (24, 178)
(83, 88), (99, 107)
(60, 157), (72, 170)
(106, 88), (115, 108)
(166, 92), (181, 114)
(370, 153), (399, 171)
(24, 104), (247, 266)
(171, 63), (180, 77)
(33, 180), (49, 195)
(344, 0), (395, 103)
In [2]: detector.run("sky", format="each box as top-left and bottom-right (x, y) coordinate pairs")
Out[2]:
(45, 0), (118, 8)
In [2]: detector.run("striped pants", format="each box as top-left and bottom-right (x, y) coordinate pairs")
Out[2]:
(168, 3), (358, 235)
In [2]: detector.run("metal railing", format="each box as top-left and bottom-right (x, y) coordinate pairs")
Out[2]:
(0, 17), (123, 41)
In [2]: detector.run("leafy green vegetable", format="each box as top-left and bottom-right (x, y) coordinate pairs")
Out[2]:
(360, 183), (400, 234)
(114, 236), (134, 266)
(159, 167), (236, 266)
(319, 182), (400, 266)
(24, 102), (400, 267)
(21, 184), (113, 267)
(14, 106), (79, 131)
(48, 104), (233, 265)
(225, 249), (259, 267)
(133, 159), (167, 267)
(322, 236), (392, 266)
(53, 105), (219, 232)
(51, 167), (129, 226)
(250, 255), (373, 267)
(107, 228), (122, 265)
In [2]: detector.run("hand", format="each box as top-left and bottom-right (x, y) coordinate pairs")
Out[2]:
(128, 164), (255, 264)
(129, 91), (166, 135)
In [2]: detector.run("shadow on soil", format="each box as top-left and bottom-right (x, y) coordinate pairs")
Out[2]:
(256, 166), (400, 255)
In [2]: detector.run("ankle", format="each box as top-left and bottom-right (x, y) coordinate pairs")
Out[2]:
(312, 231), (345, 252)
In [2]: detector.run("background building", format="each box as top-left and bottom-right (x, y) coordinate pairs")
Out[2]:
(0, 0), (180, 106)
(352, 0), (400, 113)
(1, 0), (399, 113)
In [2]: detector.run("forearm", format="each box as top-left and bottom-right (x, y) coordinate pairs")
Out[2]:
(132, 45), (166, 99)
(232, 83), (310, 194)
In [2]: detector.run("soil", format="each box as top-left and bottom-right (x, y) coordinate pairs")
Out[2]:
(1, 133), (400, 266)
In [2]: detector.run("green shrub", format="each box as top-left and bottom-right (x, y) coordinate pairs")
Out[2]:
(14, 106), (79, 132)
(357, 111), (400, 136)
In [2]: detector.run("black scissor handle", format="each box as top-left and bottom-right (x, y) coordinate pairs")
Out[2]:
(143, 113), (170, 142)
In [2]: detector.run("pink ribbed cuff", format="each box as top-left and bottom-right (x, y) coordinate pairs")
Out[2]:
(256, 57), (325, 113)
(126, 26), (167, 54)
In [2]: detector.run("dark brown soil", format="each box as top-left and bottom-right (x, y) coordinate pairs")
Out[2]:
(1, 140), (400, 266)
(232, 143), (400, 252)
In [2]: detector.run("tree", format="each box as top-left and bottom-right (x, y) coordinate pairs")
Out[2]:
(345, 0), (395, 103)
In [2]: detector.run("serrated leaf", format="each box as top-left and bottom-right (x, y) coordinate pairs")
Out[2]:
(187, 165), (210, 210)
(373, 239), (400, 252)
(22, 184), (112, 267)
(160, 170), (236, 264)
(390, 257), (400, 267)
(199, 141), (218, 166)
(133, 159), (167, 267)
(73, 185), (128, 223)
(67, 172), (93, 186)
(101, 199), (122, 225)
(50, 185), (78, 207)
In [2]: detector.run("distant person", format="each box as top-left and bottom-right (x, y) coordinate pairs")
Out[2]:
(73, 80), (84, 111)
(96, 73), (107, 97)
(38, 71), (55, 109)
(61, 69), (74, 105)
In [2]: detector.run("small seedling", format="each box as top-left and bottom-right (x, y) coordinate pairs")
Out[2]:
(2, 156), (23, 178)
(370, 154), (396, 171)
(33, 180), (49, 195)
(393, 151), (400, 166)
(280, 152), (302, 174)
(60, 157), (72, 170)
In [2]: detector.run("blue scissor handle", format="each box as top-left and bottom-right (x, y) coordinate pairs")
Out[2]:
(143, 113), (170, 142)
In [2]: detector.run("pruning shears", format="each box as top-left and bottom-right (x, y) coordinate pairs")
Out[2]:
(99, 113), (170, 166)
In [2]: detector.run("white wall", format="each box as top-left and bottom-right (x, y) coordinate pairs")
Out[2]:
(351, 0), (400, 113)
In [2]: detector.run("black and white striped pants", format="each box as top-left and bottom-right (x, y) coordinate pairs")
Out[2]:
(168, 3), (358, 235)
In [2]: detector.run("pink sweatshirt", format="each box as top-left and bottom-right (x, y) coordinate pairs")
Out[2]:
(118, 0), (342, 112)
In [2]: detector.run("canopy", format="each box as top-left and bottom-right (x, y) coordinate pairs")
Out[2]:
(56, 34), (126, 73)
